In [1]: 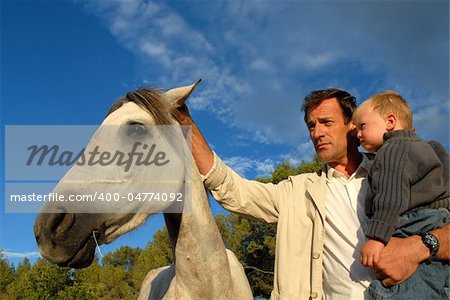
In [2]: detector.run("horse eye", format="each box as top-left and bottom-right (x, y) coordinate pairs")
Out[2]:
(127, 124), (148, 137)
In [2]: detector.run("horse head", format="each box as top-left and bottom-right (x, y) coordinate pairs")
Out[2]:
(34, 80), (200, 268)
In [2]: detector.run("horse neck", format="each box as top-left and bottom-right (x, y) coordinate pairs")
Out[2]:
(163, 163), (233, 294)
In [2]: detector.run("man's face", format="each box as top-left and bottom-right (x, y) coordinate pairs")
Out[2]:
(306, 98), (356, 165)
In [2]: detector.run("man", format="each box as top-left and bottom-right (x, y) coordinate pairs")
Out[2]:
(176, 88), (449, 299)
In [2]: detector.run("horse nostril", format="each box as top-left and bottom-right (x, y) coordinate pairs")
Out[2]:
(50, 210), (76, 238)
(35, 231), (41, 244)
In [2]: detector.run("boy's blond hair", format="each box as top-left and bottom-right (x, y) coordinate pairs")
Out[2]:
(355, 91), (413, 129)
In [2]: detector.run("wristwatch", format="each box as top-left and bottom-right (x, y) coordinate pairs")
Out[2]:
(420, 232), (440, 261)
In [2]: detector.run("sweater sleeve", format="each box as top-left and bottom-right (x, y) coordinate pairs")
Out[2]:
(365, 142), (411, 244)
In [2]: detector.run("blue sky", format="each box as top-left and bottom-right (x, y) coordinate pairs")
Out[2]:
(1, 0), (448, 265)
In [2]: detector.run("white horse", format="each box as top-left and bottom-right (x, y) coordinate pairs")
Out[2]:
(34, 81), (253, 299)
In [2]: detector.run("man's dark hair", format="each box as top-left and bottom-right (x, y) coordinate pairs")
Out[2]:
(301, 89), (357, 125)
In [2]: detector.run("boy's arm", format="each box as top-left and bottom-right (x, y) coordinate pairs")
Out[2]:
(375, 223), (450, 286)
(366, 144), (411, 244)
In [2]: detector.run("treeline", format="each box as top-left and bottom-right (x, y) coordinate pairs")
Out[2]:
(0, 228), (172, 300)
(0, 157), (324, 300)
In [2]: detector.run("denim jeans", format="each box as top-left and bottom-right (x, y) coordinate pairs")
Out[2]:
(368, 208), (450, 300)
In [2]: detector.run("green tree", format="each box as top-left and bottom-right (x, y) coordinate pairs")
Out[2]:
(130, 227), (172, 292)
(295, 155), (325, 174)
(70, 257), (105, 300)
(72, 255), (136, 300)
(16, 257), (31, 275)
(216, 213), (276, 298)
(256, 155), (324, 183)
(98, 265), (135, 299)
(102, 246), (141, 272)
(55, 284), (100, 300)
(0, 229), (172, 300)
(0, 251), (15, 295)
(256, 161), (299, 184)
(14, 258), (72, 300)
(2, 257), (32, 300)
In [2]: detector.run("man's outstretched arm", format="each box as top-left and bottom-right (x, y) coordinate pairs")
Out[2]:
(375, 223), (449, 286)
(175, 104), (281, 223)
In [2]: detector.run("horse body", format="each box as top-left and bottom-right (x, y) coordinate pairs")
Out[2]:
(139, 170), (251, 299)
(33, 82), (252, 299)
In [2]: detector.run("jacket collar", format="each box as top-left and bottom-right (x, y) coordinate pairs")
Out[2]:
(306, 152), (373, 221)
(306, 170), (327, 222)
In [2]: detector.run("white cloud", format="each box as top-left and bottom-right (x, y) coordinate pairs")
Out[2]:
(217, 1), (448, 145)
(81, 0), (448, 148)
(280, 141), (315, 166)
(82, 0), (241, 125)
(223, 156), (254, 176)
(414, 105), (450, 146)
(188, 94), (210, 111)
(222, 142), (318, 179)
(303, 52), (338, 70)
(254, 159), (277, 178)
(249, 58), (274, 74)
(223, 156), (275, 178)
(140, 40), (171, 66)
(2, 250), (41, 259)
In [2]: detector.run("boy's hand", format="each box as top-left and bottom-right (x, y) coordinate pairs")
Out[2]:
(360, 239), (385, 267)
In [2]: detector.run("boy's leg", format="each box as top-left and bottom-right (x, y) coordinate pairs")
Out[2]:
(368, 208), (450, 300)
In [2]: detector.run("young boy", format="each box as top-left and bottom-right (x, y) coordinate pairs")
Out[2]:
(353, 91), (449, 299)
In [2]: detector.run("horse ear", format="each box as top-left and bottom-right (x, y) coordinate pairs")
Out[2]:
(165, 79), (201, 107)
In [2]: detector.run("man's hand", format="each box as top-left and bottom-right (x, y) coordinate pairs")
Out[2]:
(360, 239), (384, 267)
(373, 235), (425, 287)
(374, 224), (449, 287)
(173, 103), (215, 175)
(174, 103), (194, 126)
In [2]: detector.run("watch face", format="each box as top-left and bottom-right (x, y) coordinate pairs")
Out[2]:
(422, 232), (439, 259)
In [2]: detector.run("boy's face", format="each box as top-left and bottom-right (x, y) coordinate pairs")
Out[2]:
(355, 104), (387, 152)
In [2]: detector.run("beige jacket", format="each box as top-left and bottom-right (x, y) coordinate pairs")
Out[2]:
(204, 153), (328, 300)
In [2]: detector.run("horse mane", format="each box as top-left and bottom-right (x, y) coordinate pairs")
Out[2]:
(107, 88), (175, 125)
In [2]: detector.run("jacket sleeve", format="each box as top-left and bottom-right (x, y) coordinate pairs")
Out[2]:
(203, 152), (286, 224)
